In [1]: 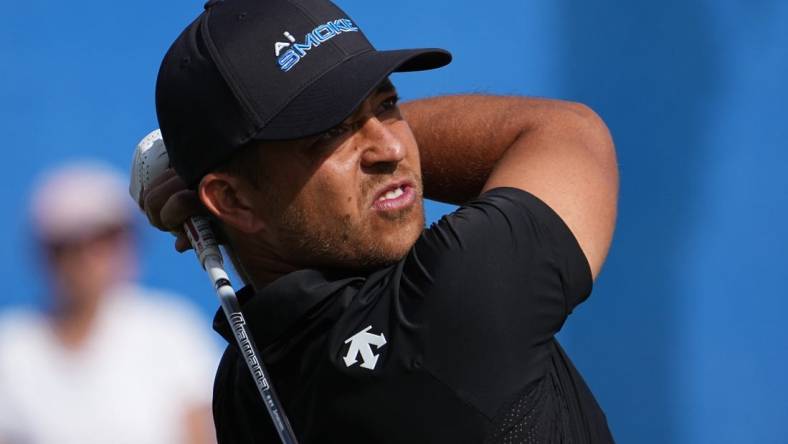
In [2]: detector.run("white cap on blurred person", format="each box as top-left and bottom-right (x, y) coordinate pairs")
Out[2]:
(30, 161), (133, 243)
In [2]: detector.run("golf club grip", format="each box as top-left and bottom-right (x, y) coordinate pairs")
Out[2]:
(183, 217), (222, 268)
(131, 131), (297, 442)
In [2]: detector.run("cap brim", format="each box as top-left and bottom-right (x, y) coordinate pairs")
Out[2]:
(253, 48), (451, 140)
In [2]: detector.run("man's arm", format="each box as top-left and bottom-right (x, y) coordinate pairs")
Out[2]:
(402, 95), (618, 278)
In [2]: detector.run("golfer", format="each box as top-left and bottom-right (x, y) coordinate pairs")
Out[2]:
(145, 0), (618, 442)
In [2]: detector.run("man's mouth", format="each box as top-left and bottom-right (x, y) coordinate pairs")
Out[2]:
(378, 186), (405, 201)
(371, 181), (417, 212)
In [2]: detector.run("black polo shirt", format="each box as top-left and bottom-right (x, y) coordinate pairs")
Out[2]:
(212, 187), (614, 443)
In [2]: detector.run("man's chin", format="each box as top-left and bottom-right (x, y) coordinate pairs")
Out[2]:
(300, 204), (424, 273)
(336, 227), (422, 272)
(374, 203), (418, 223)
(372, 225), (423, 264)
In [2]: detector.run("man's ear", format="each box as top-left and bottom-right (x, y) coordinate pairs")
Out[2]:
(198, 173), (265, 234)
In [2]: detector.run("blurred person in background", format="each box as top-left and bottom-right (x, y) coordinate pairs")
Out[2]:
(0, 162), (218, 444)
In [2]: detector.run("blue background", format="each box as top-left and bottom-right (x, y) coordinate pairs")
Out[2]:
(2, 1), (787, 442)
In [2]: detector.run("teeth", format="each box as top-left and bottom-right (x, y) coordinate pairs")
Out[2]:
(378, 186), (404, 201)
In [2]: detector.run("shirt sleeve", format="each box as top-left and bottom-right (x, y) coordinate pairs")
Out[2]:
(399, 187), (592, 416)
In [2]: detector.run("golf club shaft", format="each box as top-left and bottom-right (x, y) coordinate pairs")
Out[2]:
(188, 218), (299, 444)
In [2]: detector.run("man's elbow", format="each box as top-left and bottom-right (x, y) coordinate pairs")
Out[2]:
(560, 101), (617, 173)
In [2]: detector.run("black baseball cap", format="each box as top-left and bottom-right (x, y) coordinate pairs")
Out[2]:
(156, 0), (451, 186)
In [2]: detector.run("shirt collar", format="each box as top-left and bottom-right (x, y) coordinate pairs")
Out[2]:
(212, 269), (362, 347)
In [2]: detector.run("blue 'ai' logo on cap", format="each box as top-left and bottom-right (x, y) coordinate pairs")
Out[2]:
(274, 18), (359, 72)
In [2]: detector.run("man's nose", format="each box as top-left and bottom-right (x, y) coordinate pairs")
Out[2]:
(358, 117), (405, 170)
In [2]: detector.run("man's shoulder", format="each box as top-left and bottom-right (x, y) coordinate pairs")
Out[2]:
(421, 187), (564, 236)
(0, 308), (51, 378)
(107, 284), (207, 326)
(104, 284), (218, 362)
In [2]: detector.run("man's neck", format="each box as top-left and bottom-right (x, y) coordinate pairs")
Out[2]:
(225, 237), (299, 292)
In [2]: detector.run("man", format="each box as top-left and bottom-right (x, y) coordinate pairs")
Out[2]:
(0, 162), (218, 444)
(145, 0), (618, 442)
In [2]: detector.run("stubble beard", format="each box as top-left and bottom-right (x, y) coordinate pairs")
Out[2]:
(276, 185), (425, 272)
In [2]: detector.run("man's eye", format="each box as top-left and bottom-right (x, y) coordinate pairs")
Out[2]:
(379, 95), (400, 112)
(318, 125), (349, 142)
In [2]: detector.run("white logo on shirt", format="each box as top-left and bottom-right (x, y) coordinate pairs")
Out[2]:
(343, 326), (387, 370)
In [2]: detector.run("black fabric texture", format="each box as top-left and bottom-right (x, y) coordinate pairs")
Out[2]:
(212, 187), (613, 443)
(255, 48), (452, 139)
